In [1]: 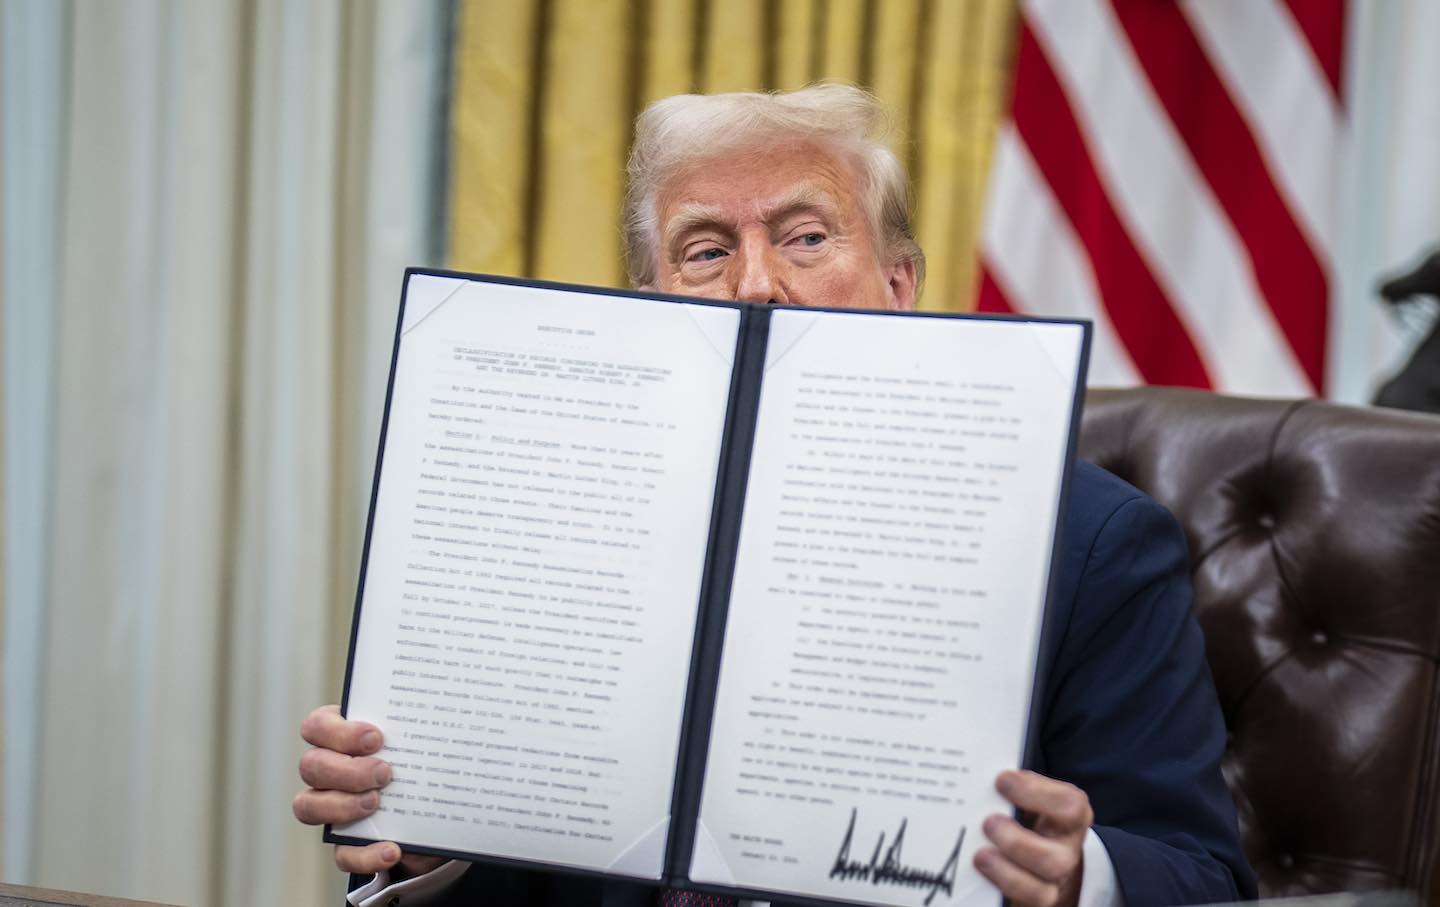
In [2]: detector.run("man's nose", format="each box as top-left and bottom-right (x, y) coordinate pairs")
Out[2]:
(732, 238), (787, 305)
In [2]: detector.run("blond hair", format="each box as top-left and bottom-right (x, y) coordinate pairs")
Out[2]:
(623, 83), (925, 290)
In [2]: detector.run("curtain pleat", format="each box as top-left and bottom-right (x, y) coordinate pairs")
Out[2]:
(447, 0), (1019, 312)
(532, 0), (631, 287)
(702, 0), (766, 95)
(774, 0), (818, 89)
(820, 0), (866, 84)
(447, 0), (538, 275)
(640, 0), (697, 104)
(868, 0), (924, 157)
(912, 0), (972, 311)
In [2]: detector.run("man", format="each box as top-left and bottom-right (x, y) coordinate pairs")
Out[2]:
(293, 84), (1256, 906)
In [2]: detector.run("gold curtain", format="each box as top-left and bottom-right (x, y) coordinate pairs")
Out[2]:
(448, 0), (1018, 312)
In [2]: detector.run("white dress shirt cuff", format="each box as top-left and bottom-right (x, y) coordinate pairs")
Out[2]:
(346, 859), (470, 907)
(1078, 827), (1123, 907)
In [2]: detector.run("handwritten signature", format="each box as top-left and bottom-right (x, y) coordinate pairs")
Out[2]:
(828, 808), (964, 906)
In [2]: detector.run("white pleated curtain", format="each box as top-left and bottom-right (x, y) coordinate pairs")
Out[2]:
(0, 1), (448, 904)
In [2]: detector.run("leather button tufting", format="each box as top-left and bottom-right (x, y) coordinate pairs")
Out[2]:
(1079, 386), (1440, 899)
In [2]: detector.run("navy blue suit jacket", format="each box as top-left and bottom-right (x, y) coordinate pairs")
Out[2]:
(355, 462), (1256, 905)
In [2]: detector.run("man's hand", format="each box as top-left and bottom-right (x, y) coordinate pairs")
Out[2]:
(293, 704), (445, 878)
(974, 769), (1091, 907)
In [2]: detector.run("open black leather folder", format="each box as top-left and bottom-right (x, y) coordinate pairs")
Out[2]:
(327, 268), (1090, 907)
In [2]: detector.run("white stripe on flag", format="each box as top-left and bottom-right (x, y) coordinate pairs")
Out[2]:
(1181, 0), (1342, 259)
(982, 126), (1142, 387)
(1025, 0), (1313, 396)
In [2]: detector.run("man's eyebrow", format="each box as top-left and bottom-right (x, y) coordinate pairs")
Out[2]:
(760, 185), (839, 224)
(662, 203), (731, 245)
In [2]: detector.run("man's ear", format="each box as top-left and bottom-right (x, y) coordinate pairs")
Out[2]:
(886, 259), (918, 311)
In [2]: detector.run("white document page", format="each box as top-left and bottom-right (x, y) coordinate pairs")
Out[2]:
(691, 309), (1084, 906)
(338, 276), (740, 879)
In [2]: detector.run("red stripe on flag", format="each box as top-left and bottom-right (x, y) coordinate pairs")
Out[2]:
(1010, 20), (1212, 388)
(1280, 0), (1346, 103)
(1112, 0), (1328, 393)
(976, 265), (1015, 314)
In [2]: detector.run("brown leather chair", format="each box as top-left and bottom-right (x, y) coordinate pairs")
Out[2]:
(1079, 387), (1440, 901)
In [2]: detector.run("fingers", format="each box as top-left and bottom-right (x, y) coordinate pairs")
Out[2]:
(995, 770), (1093, 833)
(974, 845), (1062, 907)
(982, 771), (1089, 907)
(335, 841), (403, 875)
(292, 788), (381, 826)
(299, 746), (392, 793)
(300, 704), (383, 756)
(982, 814), (1080, 884)
(335, 844), (446, 878)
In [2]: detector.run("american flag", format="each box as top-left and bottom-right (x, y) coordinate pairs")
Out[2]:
(980, 0), (1345, 396)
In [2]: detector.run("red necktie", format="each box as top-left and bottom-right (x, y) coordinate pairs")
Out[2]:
(655, 889), (738, 907)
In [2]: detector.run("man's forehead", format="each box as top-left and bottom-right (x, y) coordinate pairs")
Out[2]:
(664, 183), (839, 229)
(656, 143), (859, 220)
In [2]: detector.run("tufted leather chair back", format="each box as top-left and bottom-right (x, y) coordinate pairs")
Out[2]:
(1078, 387), (1440, 899)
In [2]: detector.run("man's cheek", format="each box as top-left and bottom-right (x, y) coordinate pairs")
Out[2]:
(813, 270), (875, 309)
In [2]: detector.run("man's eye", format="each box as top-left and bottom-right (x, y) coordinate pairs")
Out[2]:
(690, 247), (727, 262)
(799, 232), (825, 246)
